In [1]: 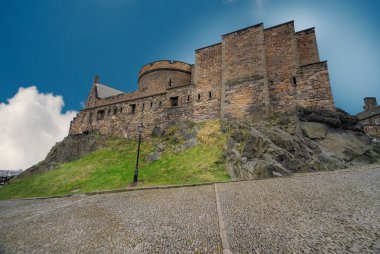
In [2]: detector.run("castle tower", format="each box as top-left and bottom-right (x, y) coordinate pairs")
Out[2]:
(138, 60), (191, 95)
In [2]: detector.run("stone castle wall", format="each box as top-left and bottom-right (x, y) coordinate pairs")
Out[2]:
(265, 21), (299, 113)
(221, 23), (269, 119)
(296, 28), (320, 66)
(296, 61), (335, 111)
(69, 21), (335, 138)
(194, 43), (222, 120)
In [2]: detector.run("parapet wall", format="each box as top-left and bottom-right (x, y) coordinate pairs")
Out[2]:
(194, 43), (222, 120)
(296, 61), (335, 111)
(221, 23), (270, 119)
(265, 21), (299, 113)
(138, 60), (192, 77)
(296, 28), (320, 66)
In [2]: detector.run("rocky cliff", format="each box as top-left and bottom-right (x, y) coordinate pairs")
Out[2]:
(20, 109), (380, 181)
(224, 109), (380, 180)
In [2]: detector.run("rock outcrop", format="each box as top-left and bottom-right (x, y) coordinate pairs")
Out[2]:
(224, 110), (380, 180)
(19, 109), (380, 181)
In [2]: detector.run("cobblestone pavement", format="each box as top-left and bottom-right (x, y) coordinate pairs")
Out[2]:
(217, 167), (380, 253)
(0, 186), (222, 254)
(0, 167), (379, 253)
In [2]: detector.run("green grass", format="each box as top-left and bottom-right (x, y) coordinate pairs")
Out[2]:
(0, 121), (230, 200)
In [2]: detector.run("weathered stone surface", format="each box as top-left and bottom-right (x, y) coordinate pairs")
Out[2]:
(146, 144), (165, 163)
(357, 97), (380, 138)
(145, 151), (160, 164)
(301, 121), (327, 139)
(151, 126), (164, 137)
(297, 27), (320, 66)
(224, 113), (380, 180)
(317, 129), (378, 163)
(298, 107), (360, 130)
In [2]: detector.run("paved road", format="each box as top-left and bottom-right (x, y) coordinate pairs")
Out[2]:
(1, 167), (379, 253)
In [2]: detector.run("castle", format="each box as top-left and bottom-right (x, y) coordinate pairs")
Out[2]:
(69, 21), (335, 137)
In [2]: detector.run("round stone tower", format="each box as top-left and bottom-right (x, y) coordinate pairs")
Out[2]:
(138, 60), (192, 94)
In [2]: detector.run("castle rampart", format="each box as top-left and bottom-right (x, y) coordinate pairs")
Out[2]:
(69, 21), (335, 138)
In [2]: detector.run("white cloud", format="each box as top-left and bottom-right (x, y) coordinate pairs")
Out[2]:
(0, 86), (77, 170)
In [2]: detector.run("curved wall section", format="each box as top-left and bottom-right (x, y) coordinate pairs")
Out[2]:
(138, 60), (192, 93)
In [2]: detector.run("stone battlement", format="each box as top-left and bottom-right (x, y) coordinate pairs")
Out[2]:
(69, 21), (335, 138)
(138, 60), (192, 77)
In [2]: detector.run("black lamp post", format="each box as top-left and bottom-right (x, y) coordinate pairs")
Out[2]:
(133, 123), (144, 184)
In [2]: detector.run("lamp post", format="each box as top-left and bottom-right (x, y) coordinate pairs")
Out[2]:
(134, 123), (144, 184)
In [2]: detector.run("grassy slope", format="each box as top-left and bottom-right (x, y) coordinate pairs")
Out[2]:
(0, 121), (230, 200)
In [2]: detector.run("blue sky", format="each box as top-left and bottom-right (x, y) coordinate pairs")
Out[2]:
(1, 0), (379, 114)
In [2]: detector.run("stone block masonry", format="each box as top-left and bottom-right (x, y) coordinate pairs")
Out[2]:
(69, 20), (335, 138)
(356, 97), (380, 138)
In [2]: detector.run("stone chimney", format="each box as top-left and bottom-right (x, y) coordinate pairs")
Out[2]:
(364, 97), (377, 111)
(93, 75), (100, 84)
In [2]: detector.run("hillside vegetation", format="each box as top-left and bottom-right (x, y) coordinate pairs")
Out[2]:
(1, 109), (380, 200)
(0, 121), (229, 200)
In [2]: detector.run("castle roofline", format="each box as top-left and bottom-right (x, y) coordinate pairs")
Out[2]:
(95, 83), (124, 99)
(81, 91), (168, 112)
(138, 60), (192, 74)
(264, 20), (294, 31)
(221, 22), (263, 38)
(300, 60), (328, 68)
(295, 27), (316, 34)
(356, 105), (380, 120)
(195, 42), (222, 53)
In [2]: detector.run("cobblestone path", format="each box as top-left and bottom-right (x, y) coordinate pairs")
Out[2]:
(1, 167), (379, 253)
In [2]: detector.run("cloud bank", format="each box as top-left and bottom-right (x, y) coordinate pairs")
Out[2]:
(0, 86), (77, 170)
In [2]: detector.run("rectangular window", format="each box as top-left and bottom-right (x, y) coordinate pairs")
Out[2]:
(292, 76), (297, 85)
(142, 103), (145, 111)
(187, 95), (190, 102)
(120, 107), (123, 113)
(208, 91), (212, 99)
(170, 96), (179, 107)
(130, 104), (136, 114)
(113, 108), (117, 115)
(150, 101), (153, 107)
(97, 110), (105, 120)
(159, 101), (162, 107)
(198, 94), (201, 100)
